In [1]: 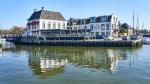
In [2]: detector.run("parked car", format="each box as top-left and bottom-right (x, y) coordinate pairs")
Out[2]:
(104, 36), (114, 40)
(96, 35), (104, 39)
(122, 36), (130, 40)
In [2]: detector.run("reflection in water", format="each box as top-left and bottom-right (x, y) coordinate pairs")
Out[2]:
(40, 58), (68, 72)
(25, 46), (131, 79)
(0, 48), (2, 57)
(0, 41), (15, 57)
(1, 41), (15, 51)
(29, 56), (68, 79)
(28, 47), (68, 79)
(1, 42), (137, 79)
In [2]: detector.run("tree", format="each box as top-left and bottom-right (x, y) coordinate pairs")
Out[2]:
(0, 26), (24, 35)
(119, 23), (130, 33)
(10, 26), (23, 35)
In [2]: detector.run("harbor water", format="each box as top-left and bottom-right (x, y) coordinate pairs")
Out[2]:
(0, 41), (150, 84)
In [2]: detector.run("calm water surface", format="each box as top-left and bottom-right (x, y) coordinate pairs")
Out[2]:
(0, 42), (150, 84)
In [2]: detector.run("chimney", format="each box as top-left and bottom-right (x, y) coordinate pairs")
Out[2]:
(34, 9), (37, 12)
(41, 7), (44, 10)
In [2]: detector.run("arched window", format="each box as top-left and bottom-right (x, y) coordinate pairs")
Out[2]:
(48, 22), (51, 29)
(42, 21), (45, 29)
(58, 22), (61, 29)
(62, 23), (65, 29)
(36, 24), (39, 29)
(53, 22), (56, 29)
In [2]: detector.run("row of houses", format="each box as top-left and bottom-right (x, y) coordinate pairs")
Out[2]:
(22, 7), (129, 38)
(67, 15), (119, 37)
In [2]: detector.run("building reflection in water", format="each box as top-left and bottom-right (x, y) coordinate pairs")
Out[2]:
(107, 49), (119, 73)
(28, 48), (68, 79)
(25, 46), (131, 79)
(40, 58), (68, 72)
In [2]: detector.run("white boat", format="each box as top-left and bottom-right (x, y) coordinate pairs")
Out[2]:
(0, 38), (2, 46)
(143, 37), (150, 44)
(0, 38), (6, 44)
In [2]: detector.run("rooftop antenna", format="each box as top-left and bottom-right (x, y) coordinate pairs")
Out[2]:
(41, 7), (44, 10)
(34, 9), (37, 12)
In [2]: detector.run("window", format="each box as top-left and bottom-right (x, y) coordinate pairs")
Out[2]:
(74, 27), (77, 30)
(101, 24), (105, 30)
(101, 16), (107, 22)
(96, 32), (99, 35)
(48, 22), (51, 29)
(36, 24), (39, 29)
(70, 27), (72, 30)
(114, 24), (116, 29)
(91, 32), (94, 34)
(83, 20), (86, 24)
(53, 22), (56, 29)
(78, 27), (82, 29)
(84, 26), (87, 29)
(42, 21), (45, 29)
(90, 17), (96, 23)
(80, 20), (82, 24)
(34, 25), (36, 29)
(90, 24), (94, 30)
(112, 24), (116, 29)
(96, 24), (100, 28)
(106, 24), (110, 30)
(30, 25), (32, 29)
(106, 32), (111, 36)
(101, 32), (105, 36)
(62, 23), (65, 29)
(58, 22), (61, 29)
(31, 25), (33, 29)
(113, 17), (116, 22)
(32, 25), (34, 29)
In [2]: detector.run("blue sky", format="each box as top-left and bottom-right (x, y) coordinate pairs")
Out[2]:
(0, 0), (149, 29)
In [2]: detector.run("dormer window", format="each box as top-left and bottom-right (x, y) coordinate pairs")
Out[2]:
(90, 17), (96, 23)
(101, 16), (108, 22)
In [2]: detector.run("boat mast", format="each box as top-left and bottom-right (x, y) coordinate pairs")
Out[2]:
(136, 13), (139, 35)
(133, 11), (135, 35)
(141, 22), (144, 34)
(0, 17), (2, 38)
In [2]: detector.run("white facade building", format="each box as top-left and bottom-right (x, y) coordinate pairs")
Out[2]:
(23, 8), (119, 38)
(24, 8), (67, 36)
(67, 15), (119, 37)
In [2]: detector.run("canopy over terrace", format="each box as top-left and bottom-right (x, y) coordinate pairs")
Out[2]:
(32, 29), (92, 36)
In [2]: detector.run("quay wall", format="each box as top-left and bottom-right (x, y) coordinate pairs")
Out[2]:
(5, 36), (143, 47)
